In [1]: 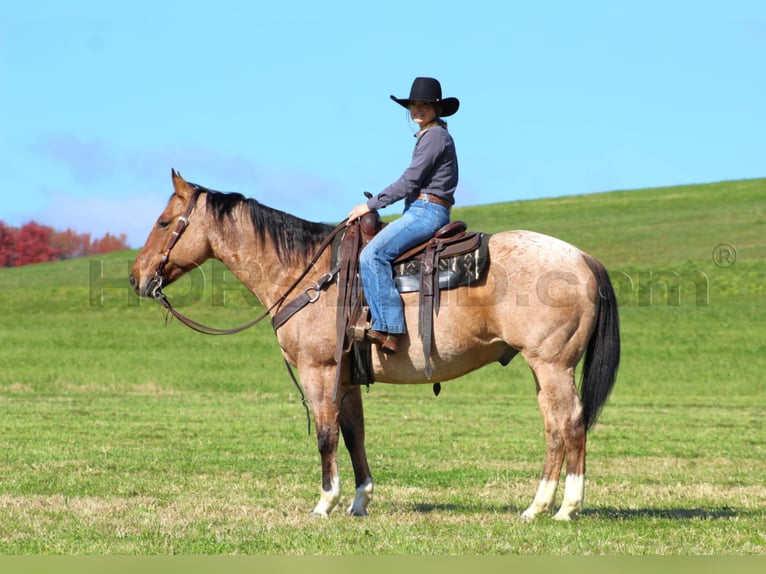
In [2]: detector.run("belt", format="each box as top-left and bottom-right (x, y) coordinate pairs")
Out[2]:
(417, 193), (452, 209)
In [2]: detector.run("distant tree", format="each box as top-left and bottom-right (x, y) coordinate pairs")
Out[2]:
(88, 232), (130, 255)
(0, 221), (15, 267)
(13, 221), (63, 266)
(51, 228), (91, 259)
(0, 220), (130, 266)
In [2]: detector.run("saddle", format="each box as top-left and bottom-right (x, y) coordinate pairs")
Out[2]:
(333, 211), (489, 387)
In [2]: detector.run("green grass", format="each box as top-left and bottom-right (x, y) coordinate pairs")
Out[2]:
(0, 179), (764, 554)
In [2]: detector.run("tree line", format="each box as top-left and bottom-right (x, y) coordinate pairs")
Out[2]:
(0, 220), (130, 267)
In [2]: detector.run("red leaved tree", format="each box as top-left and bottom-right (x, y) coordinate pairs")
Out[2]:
(0, 221), (15, 267)
(0, 220), (130, 266)
(13, 221), (64, 266)
(88, 232), (129, 255)
(51, 228), (92, 259)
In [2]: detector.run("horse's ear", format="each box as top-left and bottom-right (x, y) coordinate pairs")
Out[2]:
(171, 168), (193, 200)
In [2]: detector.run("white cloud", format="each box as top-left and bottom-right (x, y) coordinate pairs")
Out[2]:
(32, 133), (117, 185)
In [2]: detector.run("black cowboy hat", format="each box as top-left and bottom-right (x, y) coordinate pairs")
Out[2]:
(390, 77), (460, 117)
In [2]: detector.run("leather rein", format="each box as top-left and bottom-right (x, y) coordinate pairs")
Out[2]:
(149, 198), (348, 336)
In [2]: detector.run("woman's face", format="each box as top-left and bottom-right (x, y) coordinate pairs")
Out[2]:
(409, 101), (436, 127)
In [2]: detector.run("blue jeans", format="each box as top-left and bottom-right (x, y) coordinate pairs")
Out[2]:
(359, 199), (451, 334)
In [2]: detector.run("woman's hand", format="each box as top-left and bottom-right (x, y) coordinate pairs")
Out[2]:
(347, 202), (372, 225)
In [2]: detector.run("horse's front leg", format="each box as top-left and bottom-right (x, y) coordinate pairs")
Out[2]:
(303, 367), (342, 517)
(339, 383), (374, 516)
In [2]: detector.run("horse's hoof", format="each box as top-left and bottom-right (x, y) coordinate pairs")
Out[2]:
(520, 506), (544, 521)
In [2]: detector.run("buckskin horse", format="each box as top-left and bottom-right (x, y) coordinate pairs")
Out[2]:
(130, 169), (620, 521)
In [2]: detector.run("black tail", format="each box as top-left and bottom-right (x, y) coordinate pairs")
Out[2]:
(580, 257), (621, 431)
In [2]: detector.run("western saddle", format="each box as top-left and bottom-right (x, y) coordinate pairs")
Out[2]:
(334, 211), (488, 389)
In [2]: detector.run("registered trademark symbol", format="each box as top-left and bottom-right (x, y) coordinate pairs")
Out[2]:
(712, 243), (738, 268)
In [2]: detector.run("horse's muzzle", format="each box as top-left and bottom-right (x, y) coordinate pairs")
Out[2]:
(129, 273), (162, 299)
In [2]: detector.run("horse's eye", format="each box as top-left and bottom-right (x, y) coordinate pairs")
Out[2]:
(158, 220), (171, 229)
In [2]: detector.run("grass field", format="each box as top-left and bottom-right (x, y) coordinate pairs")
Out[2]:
(0, 178), (764, 554)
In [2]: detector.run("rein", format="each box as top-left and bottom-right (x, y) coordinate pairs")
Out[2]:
(150, 199), (347, 335)
(148, 199), (349, 435)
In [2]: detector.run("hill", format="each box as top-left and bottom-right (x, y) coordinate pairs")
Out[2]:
(1, 178), (764, 391)
(0, 178), (763, 554)
(457, 177), (764, 268)
(1, 178), (763, 393)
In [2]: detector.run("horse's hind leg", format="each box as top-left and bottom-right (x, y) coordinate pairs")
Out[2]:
(521, 362), (586, 521)
(339, 383), (374, 516)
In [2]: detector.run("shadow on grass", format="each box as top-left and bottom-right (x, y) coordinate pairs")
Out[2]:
(410, 502), (520, 515)
(582, 507), (743, 520)
(411, 503), (749, 520)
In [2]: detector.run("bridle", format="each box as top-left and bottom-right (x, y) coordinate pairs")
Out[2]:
(149, 194), (348, 336)
(150, 198), (195, 300)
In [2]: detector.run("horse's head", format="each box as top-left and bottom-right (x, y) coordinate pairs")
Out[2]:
(130, 169), (213, 299)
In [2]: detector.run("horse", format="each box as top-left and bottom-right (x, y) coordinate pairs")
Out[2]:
(130, 169), (620, 521)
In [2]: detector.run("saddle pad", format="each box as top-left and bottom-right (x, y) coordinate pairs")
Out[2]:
(393, 233), (489, 293)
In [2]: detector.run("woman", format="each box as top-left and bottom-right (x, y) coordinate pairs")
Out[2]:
(347, 77), (460, 355)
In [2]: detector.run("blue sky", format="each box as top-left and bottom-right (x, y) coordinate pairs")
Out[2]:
(2, 0), (763, 247)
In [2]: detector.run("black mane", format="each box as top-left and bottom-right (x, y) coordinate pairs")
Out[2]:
(190, 184), (336, 262)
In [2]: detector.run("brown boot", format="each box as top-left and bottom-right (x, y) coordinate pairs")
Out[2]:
(366, 329), (399, 355)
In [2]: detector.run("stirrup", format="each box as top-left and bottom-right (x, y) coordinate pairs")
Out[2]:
(348, 323), (367, 343)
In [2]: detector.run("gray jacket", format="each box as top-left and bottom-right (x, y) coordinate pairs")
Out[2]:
(366, 125), (458, 211)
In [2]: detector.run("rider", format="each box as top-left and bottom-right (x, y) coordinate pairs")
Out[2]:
(347, 77), (460, 355)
